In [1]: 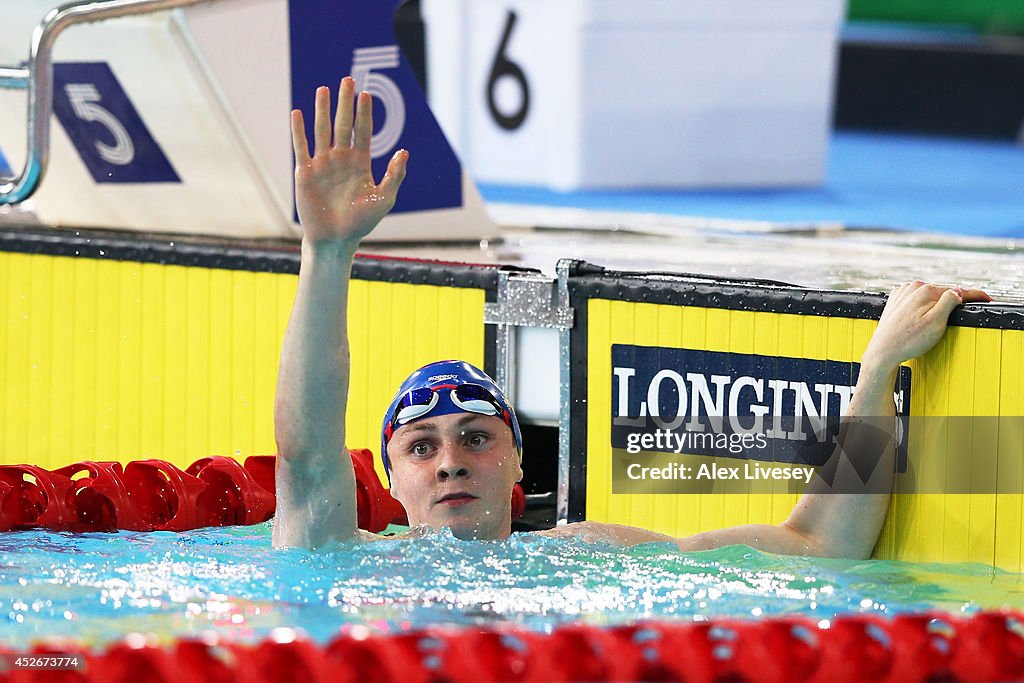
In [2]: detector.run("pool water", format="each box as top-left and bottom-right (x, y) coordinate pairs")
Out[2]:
(0, 524), (1021, 649)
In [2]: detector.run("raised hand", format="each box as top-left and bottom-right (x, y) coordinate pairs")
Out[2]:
(863, 280), (991, 370)
(291, 76), (408, 244)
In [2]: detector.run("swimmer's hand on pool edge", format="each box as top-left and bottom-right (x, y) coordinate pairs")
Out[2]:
(860, 281), (991, 372)
(291, 76), (408, 247)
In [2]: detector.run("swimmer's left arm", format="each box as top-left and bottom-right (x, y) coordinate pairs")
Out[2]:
(773, 282), (989, 559)
(540, 520), (816, 554)
(561, 282), (990, 559)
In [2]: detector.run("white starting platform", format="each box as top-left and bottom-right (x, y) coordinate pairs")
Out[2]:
(422, 0), (845, 189)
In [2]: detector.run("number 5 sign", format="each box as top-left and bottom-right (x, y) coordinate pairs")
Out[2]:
(288, 0), (462, 214)
(53, 62), (179, 184)
(351, 45), (406, 159)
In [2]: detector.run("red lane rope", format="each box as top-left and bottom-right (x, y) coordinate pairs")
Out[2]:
(0, 450), (530, 533)
(2, 612), (1023, 682)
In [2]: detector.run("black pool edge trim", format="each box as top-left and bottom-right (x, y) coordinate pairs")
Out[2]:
(0, 224), (515, 290)
(567, 262), (1024, 331)
(567, 282), (590, 523)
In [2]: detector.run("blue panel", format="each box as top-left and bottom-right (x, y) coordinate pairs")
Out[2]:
(610, 344), (911, 471)
(52, 62), (180, 184)
(480, 133), (1024, 237)
(0, 145), (10, 177)
(288, 0), (462, 214)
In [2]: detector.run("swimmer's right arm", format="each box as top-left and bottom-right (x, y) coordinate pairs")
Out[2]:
(272, 78), (408, 549)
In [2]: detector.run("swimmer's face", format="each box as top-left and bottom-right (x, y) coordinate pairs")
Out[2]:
(386, 412), (522, 540)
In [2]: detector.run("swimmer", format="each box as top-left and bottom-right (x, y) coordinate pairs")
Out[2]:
(272, 78), (991, 556)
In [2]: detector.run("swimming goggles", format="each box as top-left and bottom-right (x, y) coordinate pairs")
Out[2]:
(388, 383), (512, 431)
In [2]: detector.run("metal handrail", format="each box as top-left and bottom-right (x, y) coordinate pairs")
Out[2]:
(0, 0), (210, 205)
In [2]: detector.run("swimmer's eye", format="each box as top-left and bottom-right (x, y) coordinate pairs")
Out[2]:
(410, 441), (434, 457)
(466, 432), (489, 448)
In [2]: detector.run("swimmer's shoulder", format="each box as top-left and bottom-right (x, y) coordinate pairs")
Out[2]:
(534, 521), (737, 552)
(534, 520), (678, 546)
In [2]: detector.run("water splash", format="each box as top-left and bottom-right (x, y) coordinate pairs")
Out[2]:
(0, 524), (1020, 648)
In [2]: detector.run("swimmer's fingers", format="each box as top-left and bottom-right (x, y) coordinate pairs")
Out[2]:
(922, 285), (991, 322)
(869, 281), (964, 367)
(379, 149), (409, 201)
(896, 280), (987, 311)
(884, 280), (924, 310)
(291, 109), (310, 165)
(959, 287), (992, 303)
(904, 281), (990, 306)
(921, 282), (991, 315)
(313, 86), (332, 154)
(333, 77), (355, 148)
(927, 287), (963, 322)
(353, 91), (373, 153)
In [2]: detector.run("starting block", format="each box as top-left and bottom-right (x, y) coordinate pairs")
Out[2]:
(423, 0), (845, 189)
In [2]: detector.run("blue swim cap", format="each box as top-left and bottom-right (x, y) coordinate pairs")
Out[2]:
(380, 360), (522, 481)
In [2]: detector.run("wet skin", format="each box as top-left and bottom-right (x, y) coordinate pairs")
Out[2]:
(386, 413), (522, 540)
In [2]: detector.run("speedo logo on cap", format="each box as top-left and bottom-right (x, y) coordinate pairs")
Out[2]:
(427, 374), (459, 384)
